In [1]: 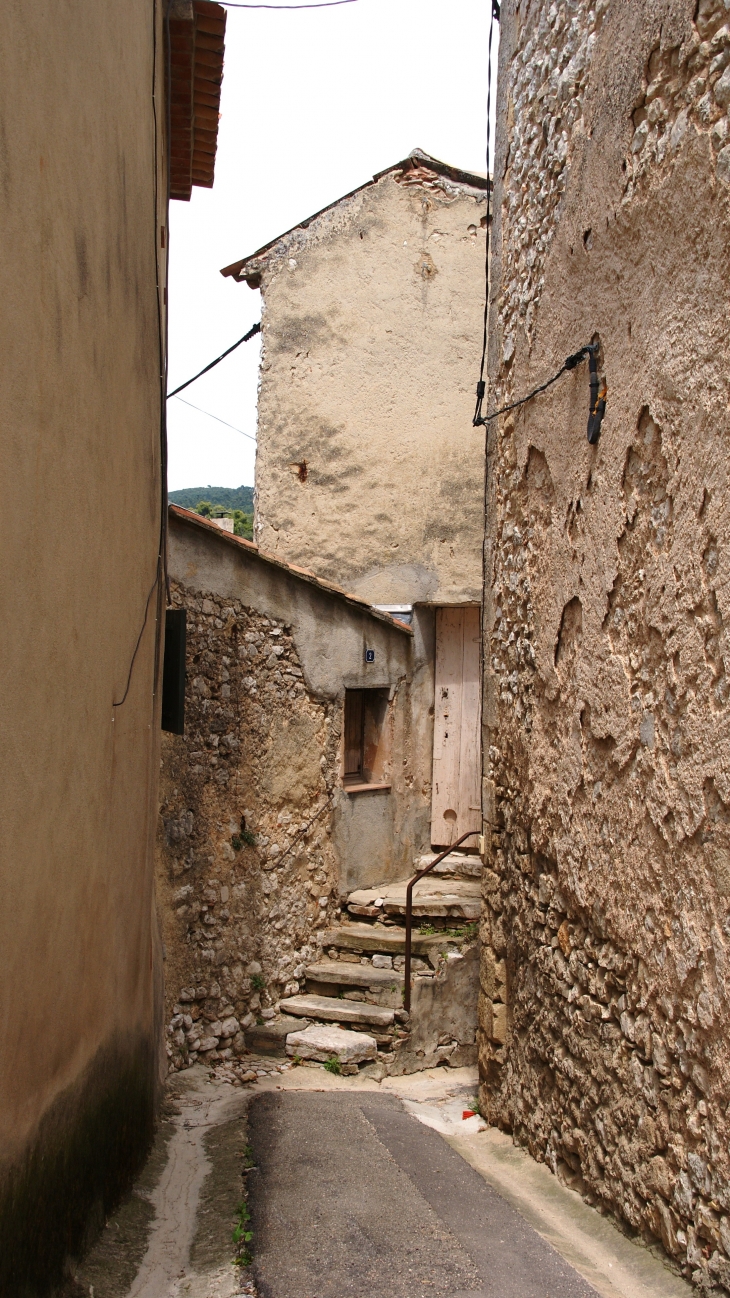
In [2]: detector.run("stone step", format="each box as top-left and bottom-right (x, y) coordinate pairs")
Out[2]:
(414, 851), (483, 879)
(305, 960), (404, 989)
(244, 1015), (308, 1057)
(285, 1023), (377, 1064)
(347, 878), (480, 920)
(323, 923), (465, 959)
(279, 993), (394, 1027)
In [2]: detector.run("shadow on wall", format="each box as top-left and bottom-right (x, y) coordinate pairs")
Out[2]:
(0, 1034), (158, 1295)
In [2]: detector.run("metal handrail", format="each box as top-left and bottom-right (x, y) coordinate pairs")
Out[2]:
(403, 831), (481, 1012)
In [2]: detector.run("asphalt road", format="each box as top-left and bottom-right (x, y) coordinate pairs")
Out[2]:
(248, 1090), (600, 1298)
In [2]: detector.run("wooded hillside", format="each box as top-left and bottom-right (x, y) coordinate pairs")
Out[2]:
(169, 485), (254, 513)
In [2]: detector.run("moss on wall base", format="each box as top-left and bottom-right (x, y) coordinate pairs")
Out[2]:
(0, 1034), (158, 1297)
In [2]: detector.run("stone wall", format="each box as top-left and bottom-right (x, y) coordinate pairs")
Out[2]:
(158, 513), (416, 1074)
(482, 1), (730, 1291)
(158, 579), (342, 1072)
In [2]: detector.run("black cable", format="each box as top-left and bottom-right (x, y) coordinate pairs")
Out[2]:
(473, 0), (500, 428)
(477, 3), (501, 731)
(167, 322), (262, 398)
(161, 3), (172, 606)
(475, 345), (597, 424)
(113, 571), (161, 708)
(114, 0), (168, 707)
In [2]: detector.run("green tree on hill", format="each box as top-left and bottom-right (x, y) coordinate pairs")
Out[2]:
(195, 500), (253, 541)
(169, 484), (253, 513)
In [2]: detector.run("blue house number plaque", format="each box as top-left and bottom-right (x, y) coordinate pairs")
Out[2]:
(365, 649), (375, 663)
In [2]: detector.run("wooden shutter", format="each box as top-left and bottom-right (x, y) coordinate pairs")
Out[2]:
(344, 690), (364, 779)
(431, 607), (481, 847)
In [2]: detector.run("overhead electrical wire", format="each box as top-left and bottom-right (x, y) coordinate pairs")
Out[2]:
(167, 321), (261, 398)
(114, 0), (170, 706)
(473, 0), (499, 429)
(171, 394), (257, 442)
(478, 345), (599, 424)
(470, 0), (606, 443)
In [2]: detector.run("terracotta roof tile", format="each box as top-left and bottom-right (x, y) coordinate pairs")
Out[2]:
(169, 1), (225, 201)
(168, 505), (413, 635)
(220, 149), (489, 282)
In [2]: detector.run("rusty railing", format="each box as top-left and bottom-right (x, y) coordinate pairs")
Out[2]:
(403, 831), (480, 1012)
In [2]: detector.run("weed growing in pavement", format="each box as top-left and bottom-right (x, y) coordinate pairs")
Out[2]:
(233, 1200), (253, 1267)
(419, 922), (478, 941)
(324, 1056), (341, 1075)
(251, 973), (265, 991)
(291, 1053), (303, 1066)
(243, 1145), (256, 1170)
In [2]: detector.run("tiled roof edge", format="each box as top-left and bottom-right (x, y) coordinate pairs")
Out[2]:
(168, 505), (413, 635)
(220, 149), (489, 281)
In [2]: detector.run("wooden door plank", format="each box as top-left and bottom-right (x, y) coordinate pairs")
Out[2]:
(458, 606), (482, 840)
(431, 608), (464, 846)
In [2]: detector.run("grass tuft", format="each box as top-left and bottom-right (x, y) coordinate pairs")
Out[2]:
(232, 1199), (253, 1267)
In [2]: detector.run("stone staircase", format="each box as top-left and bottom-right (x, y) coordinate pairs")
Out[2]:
(246, 850), (483, 1076)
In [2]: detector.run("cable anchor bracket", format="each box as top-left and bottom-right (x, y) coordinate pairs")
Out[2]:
(587, 346), (607, 445)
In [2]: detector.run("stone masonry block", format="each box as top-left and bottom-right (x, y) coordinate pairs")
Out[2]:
(491, 1001), (507, 1045)
(480, 947), (507, 999)
(285, 1023), (377, 1064)
(478, 992), (493, 1037)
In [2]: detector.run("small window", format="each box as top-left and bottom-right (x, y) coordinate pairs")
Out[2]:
(161, 609), (186, 734)
(343, 688), (391, 790)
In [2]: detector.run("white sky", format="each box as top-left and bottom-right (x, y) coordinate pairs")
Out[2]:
(167, 0), (498, 493)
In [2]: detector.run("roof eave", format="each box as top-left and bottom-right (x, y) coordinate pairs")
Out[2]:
(168, 505), (413, 636)
(220, 150), (490, 282)
(169, 0), (226, 202)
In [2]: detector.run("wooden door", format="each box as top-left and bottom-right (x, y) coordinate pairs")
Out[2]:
(431, 607), (481, 847)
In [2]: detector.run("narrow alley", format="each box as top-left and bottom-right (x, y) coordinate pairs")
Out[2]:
(68, 1062), (690, 1298)
(4, 0), (730, 1296)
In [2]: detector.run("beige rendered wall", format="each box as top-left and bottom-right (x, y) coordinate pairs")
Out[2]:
(249, 167), (487, 608)
(481, 0), (730, 1290)
(0, 2), (165, 1288)
(164, 512), (422, 896)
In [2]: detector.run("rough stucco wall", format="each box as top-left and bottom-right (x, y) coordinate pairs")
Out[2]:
(159, 519), (419, 1071)
(0, 2), (165, 1288)
(251, 168), (487, 608)
(168, 515), (423, 885)
(481, 1), (730, 1292)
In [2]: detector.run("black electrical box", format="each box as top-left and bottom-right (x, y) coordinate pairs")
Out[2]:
(161, 608), (186, 734)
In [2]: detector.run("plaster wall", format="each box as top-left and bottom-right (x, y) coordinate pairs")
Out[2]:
(0, 3), (165, 1288)
(160, 513), (420, 1073)
(248, 166), (487, 609)
(482, 1), (730, 1292)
